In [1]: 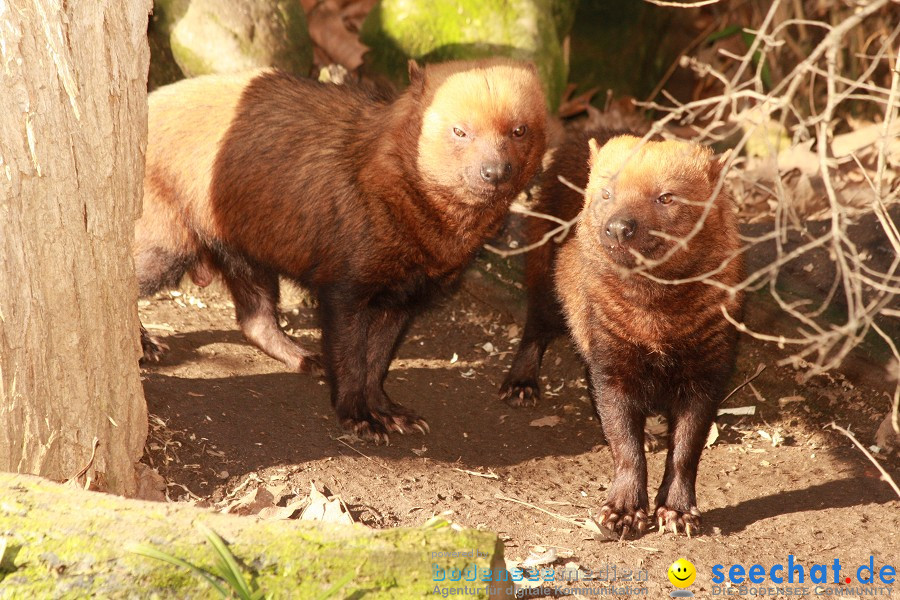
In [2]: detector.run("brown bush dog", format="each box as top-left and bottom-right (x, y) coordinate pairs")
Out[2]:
(501, 129), (743, 537)
(136, 59), (548, 441)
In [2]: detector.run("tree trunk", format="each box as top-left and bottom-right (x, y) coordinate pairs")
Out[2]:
(0, 0), (152, 495)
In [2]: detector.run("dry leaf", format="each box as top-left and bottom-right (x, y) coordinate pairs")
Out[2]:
(705, 422), (720, 448)
(646, 415), (668, 436)
(222, 486), (275, 516)
(521, 547), (557, 568)
(304, 0), (375, 70)
(717, 406), (756, 416)
(258, 495), (308, 520)
(530, 416), (562, 428)
(299, 481), (354, 525)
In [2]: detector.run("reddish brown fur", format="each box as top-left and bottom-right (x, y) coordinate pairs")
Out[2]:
(502, 129), (743, 536)
(136, 59), (547, 440)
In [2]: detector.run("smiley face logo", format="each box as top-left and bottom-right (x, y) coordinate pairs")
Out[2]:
(668, 559), (696, 588)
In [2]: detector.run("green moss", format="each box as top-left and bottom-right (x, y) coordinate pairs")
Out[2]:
(0, 474), (505, 598)
(152, 0), (191, 36)
(361, 0), (576, 111)
(168, 36), (215, 77)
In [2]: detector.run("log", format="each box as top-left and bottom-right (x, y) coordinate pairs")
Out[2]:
(0, 474), (512, 598)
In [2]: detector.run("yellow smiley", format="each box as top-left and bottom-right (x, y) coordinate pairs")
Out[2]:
(668, 559), (696, 588)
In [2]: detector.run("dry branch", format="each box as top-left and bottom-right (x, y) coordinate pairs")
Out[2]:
(487, 0), (900, 433)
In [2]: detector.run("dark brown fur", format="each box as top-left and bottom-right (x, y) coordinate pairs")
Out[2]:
(502, 130), (744, 536)
(137, 60), (547, 441)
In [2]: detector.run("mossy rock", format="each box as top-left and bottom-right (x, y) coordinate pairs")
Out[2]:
(152, 0), (190, 37)
(0, 473), (512, 598)
(169, 0), (313, 78)
(148, 0), (191, 90)
(360, 0), (578, 112)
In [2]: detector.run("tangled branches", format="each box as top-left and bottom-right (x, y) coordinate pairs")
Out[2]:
(488, 0), (900, 433)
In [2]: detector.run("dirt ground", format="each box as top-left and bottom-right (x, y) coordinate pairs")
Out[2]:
(139, 230), (900, 598)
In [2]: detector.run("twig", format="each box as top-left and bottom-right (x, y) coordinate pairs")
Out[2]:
(453, 467), (499, 479)
(643, 0), (722, 6)
(333, 436), (393, 471)
(829, 422), (900, 499)
(720, 363), (767, 406)
(65, 437), (99, 488)
(495, 492), (583, 525)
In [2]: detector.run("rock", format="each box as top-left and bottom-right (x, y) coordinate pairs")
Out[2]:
(0, 473), (511, 598)
(360, 0), (576, 111)
(153, 0), (191, 36)
(148, 0), (191, 89)
(170, 0), (313, 78)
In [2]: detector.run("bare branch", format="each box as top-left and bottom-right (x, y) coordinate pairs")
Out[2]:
(830, 423), (900, 499)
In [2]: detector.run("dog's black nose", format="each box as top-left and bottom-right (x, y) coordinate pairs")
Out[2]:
(481, 162), (512, 184)
(605, 217), (637, 244)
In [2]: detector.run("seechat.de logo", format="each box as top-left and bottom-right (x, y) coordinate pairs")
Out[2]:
(712, 556), (896, 586)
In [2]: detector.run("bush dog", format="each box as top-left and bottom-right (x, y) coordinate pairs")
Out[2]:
(137, 59), (547, 441)
(501, 129), (743, 536)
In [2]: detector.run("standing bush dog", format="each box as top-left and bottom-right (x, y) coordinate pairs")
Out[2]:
(137, 59), (548, 442)
(502, 129), (743, 536)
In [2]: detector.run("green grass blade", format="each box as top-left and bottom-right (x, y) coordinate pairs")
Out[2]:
(706, 24), (741, 43)
(197, 522), (253, 599)
(316, 569), (356, 600)
(208, 554), (244, 596)
(128, 542), (229, 597)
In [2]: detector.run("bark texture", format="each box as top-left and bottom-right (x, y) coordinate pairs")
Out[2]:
(0, 0), (151, 494)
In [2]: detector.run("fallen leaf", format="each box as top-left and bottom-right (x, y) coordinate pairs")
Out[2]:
(530, 416), (562, 428)
(705, 422), (720, 448)
(646, 415), (668, 436)
(222, 487), (275, 516)
(299, 481), (354, 525)
(717, 406), (756, 416)
(304, 0), (375, 70)
(258, 495), (308, 521)
(521, 547), (557, 568)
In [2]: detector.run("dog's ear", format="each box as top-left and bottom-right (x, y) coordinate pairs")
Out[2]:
(588, 138), (601, 162)
(709, 148), (732, 182)
(408, 59), (425, 93)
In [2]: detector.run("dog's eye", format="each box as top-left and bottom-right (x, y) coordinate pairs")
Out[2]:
(601, 189), (611, 200)
(657, 193), (674, 205)
(453, 127), (467, 138)
(512, 125), (527, 137)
